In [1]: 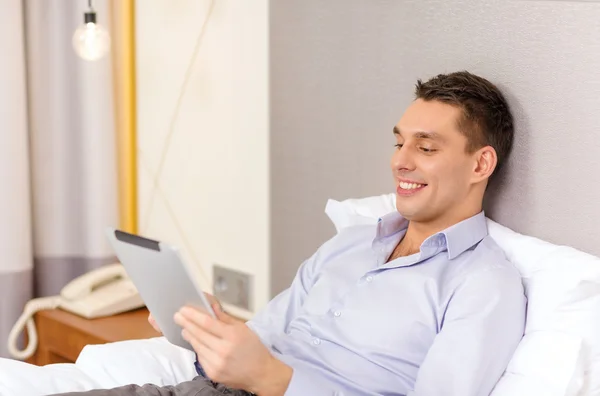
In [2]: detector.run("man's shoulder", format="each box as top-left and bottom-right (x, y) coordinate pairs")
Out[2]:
(473, 235), (519, 271)
(456, 235), (523, 290)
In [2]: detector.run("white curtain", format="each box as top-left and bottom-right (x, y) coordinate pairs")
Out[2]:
(0, 0), (34, 360)
(0, 0), (119, 358)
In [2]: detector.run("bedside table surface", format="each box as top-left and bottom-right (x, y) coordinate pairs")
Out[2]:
(29, 307), (160, 365)
(39, 308), (159, 343)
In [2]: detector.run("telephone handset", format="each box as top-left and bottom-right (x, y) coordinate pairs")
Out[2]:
(7, 263), (145, 360)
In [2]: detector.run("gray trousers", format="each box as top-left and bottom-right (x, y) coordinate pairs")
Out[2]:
(51, 377), (253, 396)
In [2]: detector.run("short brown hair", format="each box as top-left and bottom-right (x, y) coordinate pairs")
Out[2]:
(415, 71), (514, 176)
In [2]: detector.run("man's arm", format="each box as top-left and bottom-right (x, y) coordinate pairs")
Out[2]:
(175, 305), (342, 396)
(408, 267), (526, 396)
(174, 235), (344, 395)
(246, 237), (335, 346)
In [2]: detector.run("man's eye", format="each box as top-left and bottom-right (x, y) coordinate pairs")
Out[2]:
(394, 144), (403, 149)
(419, 147), (435, 153)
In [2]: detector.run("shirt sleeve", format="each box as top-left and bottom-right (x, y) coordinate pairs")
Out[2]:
(246, 235), (334, 347)
(199, 254), (324, 381)
(408, 266), (526, 396)
(247, 232), (351, 395)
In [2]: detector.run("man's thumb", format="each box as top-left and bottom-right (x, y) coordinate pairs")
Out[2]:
(213, 302), (235, 324)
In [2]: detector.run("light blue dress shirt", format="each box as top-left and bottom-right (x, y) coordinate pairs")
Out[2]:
(247, 211), (526, 396)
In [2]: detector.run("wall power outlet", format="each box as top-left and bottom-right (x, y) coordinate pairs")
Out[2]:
(212, 264), (253, 311)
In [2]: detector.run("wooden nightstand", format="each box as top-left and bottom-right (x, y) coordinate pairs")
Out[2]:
(26, 307), (160, 366)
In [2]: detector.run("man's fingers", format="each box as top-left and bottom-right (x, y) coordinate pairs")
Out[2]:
(214, 306), (237, 325)
(204, 292), (219, 306)
(211, 302), (223, 313)
(175, 311), (227, 349)
(179, 306), (228, 336)
(183, 329), (219, 367)
(148, 313), (162, 334)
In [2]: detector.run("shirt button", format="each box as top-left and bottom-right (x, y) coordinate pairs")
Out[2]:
(313, 338), (321, 345)
(333, 311), (341, 317)
(366, 276), (373, 282)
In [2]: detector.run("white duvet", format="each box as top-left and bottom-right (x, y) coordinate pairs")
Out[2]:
(0, 337), (198, 396)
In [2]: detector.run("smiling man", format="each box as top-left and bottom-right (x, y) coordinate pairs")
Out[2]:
(55, 71), (526, 396)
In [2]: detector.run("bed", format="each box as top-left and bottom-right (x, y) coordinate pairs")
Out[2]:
(0, 194), (599, 396)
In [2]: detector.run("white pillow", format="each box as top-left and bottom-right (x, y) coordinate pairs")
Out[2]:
(0, 337), (197, 395)
(324, 194), (600, 396)
(75, 337), (197, 388)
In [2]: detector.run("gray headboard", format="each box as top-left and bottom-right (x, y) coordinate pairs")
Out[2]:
(269, 0), (600, 295)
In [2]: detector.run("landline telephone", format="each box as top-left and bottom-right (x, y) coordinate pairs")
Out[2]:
(7, 263), (145, 360)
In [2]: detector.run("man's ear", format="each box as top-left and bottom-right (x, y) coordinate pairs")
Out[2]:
(472, 146), (497, 183)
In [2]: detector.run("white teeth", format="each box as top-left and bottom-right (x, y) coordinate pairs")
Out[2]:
(399, 181), (424, 190)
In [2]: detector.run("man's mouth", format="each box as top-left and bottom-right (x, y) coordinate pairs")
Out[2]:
(397, 180), (427, 195)
(398, 181), (426, 190)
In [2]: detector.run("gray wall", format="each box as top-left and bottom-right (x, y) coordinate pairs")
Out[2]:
(269, 0), (600, 295)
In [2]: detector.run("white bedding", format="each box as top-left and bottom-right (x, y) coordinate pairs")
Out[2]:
(325, 194), (600, 396)
(2, 195), (599, 395)
(0, 337), (197, 396)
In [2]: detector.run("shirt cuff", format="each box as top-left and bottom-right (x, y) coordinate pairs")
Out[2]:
(194, 354), (208, 378)
(284, 366), (339, 396)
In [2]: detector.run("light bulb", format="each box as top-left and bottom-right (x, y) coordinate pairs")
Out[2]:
(72, 12), (110, 61)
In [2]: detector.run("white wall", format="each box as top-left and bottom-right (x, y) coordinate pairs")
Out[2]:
(136, 0), (270, 317)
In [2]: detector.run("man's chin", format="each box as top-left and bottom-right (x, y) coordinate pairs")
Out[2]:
(396, 204), (436, 221)
(395, 206), (418, 221)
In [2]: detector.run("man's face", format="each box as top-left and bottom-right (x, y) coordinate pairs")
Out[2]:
(391, 99), (480, 223)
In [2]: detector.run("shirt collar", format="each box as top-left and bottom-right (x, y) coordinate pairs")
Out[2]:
(439, 211), (488, 259)
(375, 211), (409, 239)
(375, 211), (488, 260)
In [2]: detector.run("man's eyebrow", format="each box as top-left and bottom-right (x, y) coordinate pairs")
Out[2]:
(393, 127), (445, 142)
(414, 131), (445, 142)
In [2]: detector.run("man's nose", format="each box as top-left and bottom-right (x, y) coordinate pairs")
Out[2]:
(392, 146), (415, 171)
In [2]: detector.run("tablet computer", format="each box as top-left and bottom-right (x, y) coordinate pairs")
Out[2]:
(105, 228), (215, 351)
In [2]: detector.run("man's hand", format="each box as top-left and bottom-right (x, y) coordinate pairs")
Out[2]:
(174, 305), (292, 396)
(148, 313), (162, 334)
(148, 292), (222, 334)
